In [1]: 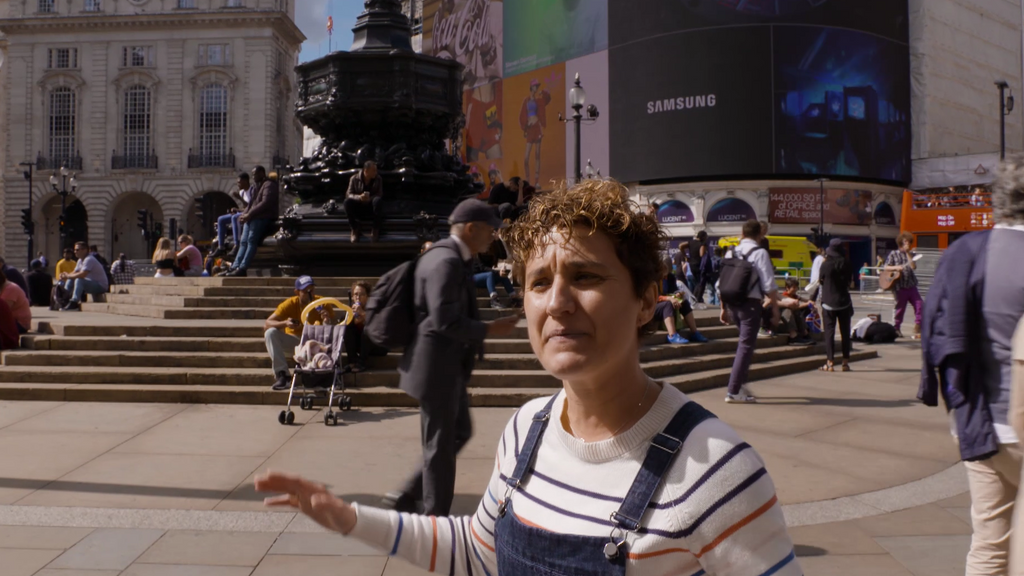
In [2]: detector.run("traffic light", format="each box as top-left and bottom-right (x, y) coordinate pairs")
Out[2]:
(153, 221), (163, 239)
(59, 216), (67, 236)
(20, 208), (33, 236)
(137, 209), (149, 239)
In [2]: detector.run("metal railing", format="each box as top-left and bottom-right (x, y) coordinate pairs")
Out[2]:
(36, 153), (82, 171)
(188, 149), (235, 169)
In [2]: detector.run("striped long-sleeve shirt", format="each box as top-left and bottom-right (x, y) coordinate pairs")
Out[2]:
(350, 384), (801, 575)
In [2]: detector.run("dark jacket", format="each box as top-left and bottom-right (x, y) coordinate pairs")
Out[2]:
(244, 179), (280, 222)
(820, 251), (852, 310)
(346, 170), (383, 199)
(399, 237), (487, 402)
(26, 270), (53, 307)
(919, 230), (998, 462)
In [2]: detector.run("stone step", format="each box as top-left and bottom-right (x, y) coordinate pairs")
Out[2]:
(79, 302), (522, 321)
(116, 285), (358, 298)
(103, 293), (519, 310)
(0, 344), (828, 388)
(0, 351), (877, 406)
(132, 277), (378, 287)
(32, 323), (268, 339)
(21, 336), (269, 353)
(4, 332), (765, 371)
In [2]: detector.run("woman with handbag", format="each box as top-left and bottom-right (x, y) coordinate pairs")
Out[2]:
(883, 232), (923, 339)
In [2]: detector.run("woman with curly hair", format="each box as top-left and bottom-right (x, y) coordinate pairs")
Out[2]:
(256, 180), (798, 575)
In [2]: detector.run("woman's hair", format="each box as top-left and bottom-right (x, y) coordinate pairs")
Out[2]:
(993, 154), (1024, 225)
(505, 179), (666, 298)
(896, 232), (914, 246)
(152, 238), (174, 263)
(178, 234), (194, 245)
(351, 280), (372, 300)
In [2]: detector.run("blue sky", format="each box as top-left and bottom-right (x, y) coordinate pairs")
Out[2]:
(296, 0), (363, 63)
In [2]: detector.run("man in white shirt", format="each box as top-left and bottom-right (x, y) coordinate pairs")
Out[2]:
(721, 220), (779, 403)
(806, 244), (826, 300)
(58, 242), (109, 311)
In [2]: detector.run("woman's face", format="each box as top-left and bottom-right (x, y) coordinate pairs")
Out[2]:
(523, 228), (657, 383)
(352, 285), (368, 306)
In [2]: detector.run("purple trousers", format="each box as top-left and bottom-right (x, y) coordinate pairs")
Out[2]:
(893, 286), (923, 331)
(727, 299), (762, 395)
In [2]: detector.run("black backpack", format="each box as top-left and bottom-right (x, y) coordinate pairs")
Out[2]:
(364, 244), (457, 350)
(718, 247), (765, 306)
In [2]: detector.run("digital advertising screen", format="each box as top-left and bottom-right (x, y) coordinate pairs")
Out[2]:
(503, 0), (608, 77)
(606, 0), (910, 185)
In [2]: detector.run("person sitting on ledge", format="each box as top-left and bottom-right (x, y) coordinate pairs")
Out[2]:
(223, 165), (280, 277)
(264, 276), (334, 391)
(255, 179), (799, 576)
(344, 160), (384, 243)
(59, 242), (109, 311)
(487, 175), (527, 222)
(26, 259), (53, 307)
(652, 293), (708, 344)
(176, 235), (204, 277)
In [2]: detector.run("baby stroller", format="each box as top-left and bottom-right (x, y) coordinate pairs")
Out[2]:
(278, 298), (355, 427)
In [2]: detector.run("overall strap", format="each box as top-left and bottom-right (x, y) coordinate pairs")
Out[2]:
(506, 394), (559, 491)
(611, 401), (717, 532)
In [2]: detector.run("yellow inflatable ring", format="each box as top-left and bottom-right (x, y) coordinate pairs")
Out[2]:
(301, 298), (354, 326)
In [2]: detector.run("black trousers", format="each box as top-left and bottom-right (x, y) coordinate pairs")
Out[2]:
(400, 384), (473, 515)
(823, 307), (853, 362)
(344, 324), (387, 365)
(343, 196), (384, 230)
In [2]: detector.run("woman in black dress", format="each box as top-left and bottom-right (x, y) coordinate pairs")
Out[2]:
(819, 238), (854, 371)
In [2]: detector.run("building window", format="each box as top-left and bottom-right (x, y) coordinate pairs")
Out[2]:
(198, 44), (231, 67)
(121, 46), (152, 68)
(177, 0), (196, 7)
(123, 85), (152, 166)
(38, 0), (55, 13)
(47, 48), (78, 69)
(199, 84), (229, 158)
(84, 0), (101, 11)
(49, 87), (76, 164)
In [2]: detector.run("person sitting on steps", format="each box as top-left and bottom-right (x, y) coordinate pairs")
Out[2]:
(224, 165), (279, 277)
(212, 172), (253, 258)
(344, 161), (385, 243)
(344, 281), (388, 374)
(265, 276), (334, 391)
(58, 242), (109, 311)
(777, 278), (813, 345)
(176, 235), (204, 277)
(651, 294), (708, 344)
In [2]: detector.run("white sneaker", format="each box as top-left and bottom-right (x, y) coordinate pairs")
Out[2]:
(725, 386), (757, 403)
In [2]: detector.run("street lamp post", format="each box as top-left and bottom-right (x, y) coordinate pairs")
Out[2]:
(18, 162), (35, 267)
(996, 80), (1015, 159)
(814, 177), (830, 246)
(559, 73), (600, 183)
(49, 166), (78, 250)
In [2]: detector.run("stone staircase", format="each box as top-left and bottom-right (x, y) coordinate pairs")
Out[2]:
(2, 277), (877, 406)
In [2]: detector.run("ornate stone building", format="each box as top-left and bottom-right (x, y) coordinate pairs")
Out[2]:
(0, 0), (304, 265)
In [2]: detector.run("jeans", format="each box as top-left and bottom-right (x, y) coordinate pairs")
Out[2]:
(473, 271), (513, 296)
(70, 278), (107, 303)
(822, 306), (852, 361)
(343, 196), (384, 231)
(232, 218), (275, 271)
(217, 213), (241, 248)
(264, 328), (299, 375)
(727, 299), (762, 395)
(965, 443), (1021, 576)
(893, 285), (924, 331)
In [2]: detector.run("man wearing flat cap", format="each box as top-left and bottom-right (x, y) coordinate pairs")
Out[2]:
(385, 199), (520, 516)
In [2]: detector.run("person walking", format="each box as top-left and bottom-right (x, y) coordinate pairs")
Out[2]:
(256, 180), (799, 575)
(224, 166), (279, 277)
(819, 238), (853, 372)
(885, 232), (923, 339)
(720, 220), (779, 403)
(921, 155), (1024, 575)
(383, 199), (519, 516)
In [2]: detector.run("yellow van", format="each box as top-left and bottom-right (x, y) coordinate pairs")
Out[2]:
(717, 236), (818, 286)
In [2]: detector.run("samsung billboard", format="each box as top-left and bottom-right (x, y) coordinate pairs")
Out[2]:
(607, 0), (910, 186)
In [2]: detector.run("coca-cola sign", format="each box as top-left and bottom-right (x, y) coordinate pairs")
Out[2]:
(425, 0), (503, 89)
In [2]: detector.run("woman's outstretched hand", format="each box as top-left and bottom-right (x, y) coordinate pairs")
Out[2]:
(254, 470), (358, 535)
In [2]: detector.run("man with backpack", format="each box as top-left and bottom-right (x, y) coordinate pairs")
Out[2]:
(718, 219), (779, 403)
(377, 199), (519, 516)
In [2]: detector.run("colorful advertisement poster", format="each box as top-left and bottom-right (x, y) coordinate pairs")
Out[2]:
(423, 0), (503, 90)
(503, 0), (608, 77)
(656, 200), (695, 225)
(501, 63), (567, 190)
(463, 80), (504, 197)
(769, 189), (873, 225)
(707, 198), (757, 223)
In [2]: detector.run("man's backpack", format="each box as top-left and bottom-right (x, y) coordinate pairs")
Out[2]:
(364, 244), (457, 350)
(718, 247), (765, 306)
(50, 283), (70, 311)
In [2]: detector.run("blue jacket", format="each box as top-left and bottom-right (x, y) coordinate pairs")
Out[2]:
(918, 230), (999, 461)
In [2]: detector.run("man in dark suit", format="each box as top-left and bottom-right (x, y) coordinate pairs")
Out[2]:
(386, 199), (520, 515)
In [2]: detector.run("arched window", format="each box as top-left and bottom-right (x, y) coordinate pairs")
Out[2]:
(199, 83), (229, 162)
(123, 85), (151, 167)
(48, 87), (76, 165)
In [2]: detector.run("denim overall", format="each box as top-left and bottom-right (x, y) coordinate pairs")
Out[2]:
(494, 395), (715, 575)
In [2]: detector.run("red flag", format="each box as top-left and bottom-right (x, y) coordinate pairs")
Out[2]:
(327, 16), (334, 33)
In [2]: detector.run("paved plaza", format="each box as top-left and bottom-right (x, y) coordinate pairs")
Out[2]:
(0, 342), (975, 575)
